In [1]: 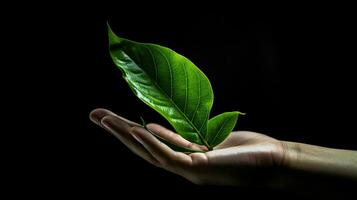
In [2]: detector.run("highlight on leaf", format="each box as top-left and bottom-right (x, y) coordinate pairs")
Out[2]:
(108, 24), (243, 151)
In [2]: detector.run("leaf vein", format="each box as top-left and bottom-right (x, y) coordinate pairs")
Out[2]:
(123, 47), (208, 146)
(210, 117), (230, 144)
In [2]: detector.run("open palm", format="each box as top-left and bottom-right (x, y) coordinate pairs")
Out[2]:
(90, 108), (285, 186)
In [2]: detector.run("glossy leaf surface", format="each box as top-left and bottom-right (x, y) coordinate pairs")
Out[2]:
(108, 25), (242, 149)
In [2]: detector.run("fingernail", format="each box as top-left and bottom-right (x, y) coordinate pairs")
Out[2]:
(100, 116), (114, 130)
(89, 108), (115, 126)
(90, 112), (105, 126)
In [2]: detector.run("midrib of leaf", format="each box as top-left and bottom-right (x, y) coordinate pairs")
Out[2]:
(152, 80), (210, 148)
(125, 46), (211, 148)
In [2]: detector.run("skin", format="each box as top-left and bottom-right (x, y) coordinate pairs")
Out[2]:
(89, 108), (357, 189)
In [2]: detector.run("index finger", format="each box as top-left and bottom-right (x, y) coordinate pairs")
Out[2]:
(90, 108), (141, 127)
(146, 123), (208, 152)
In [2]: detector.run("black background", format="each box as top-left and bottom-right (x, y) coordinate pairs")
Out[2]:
(5, 3), (357, 198)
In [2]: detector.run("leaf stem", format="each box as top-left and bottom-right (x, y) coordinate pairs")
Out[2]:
(197, 133), (212, 150)
(139, 116), (147, 127)
(139, 116), (206, 153)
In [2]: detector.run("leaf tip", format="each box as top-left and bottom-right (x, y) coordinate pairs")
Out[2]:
(107, 22), (123, 46)
(236, 111), (246, 116)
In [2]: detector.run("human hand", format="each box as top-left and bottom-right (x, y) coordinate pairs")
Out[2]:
(90, 108), (286, 186)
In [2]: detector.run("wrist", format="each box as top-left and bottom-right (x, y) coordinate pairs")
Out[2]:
(280, 141), (300, 169)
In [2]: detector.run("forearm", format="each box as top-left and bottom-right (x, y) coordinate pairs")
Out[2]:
(283, 141), (357, 180)
(268, 141), (357, 193)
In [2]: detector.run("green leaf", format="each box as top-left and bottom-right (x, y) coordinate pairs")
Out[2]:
(207, 112), (241, 147)
(108, 24), (242, 150)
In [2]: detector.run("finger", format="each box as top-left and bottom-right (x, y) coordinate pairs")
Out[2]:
(100, 115), (159, 166)
(146, 123), (208, 151)
(131, 126), (192, 169)
(90, 108), (140, 127)
(90, 108), (115, 126)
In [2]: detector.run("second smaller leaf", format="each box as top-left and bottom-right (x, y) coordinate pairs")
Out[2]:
(207, 112), (241, 147)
